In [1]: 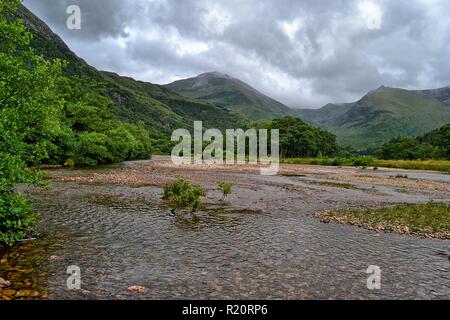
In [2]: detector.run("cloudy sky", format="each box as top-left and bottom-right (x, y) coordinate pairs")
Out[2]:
(23, 0), (450, 108)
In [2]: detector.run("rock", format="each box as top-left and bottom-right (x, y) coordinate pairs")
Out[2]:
(127, 285), (148, 293)
(15, 290), (30, 297)
(2, 289), (16, 296)
(15, 289), (40, 297)
(0, 278), (11, 289)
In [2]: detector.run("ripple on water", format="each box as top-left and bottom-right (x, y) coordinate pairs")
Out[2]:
(1, 181), (449, 300)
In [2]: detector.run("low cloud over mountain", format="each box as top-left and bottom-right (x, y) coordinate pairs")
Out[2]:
(24, 0), (450, 108)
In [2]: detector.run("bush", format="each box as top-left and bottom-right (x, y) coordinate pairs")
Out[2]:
(0, 1), (57, 246)
(351, 156), (374, 167)
(163, 177), (206, 212)
(217, 181), (233, 199)
(377, 133), (448, 161)
(0, 192), (38, 246)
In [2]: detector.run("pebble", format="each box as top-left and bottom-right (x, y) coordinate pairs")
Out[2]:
(2, 289), (16, 296)
(127, 285), (148, 293)
(15, 290), (40, 297)
(0, 278), (11, 289)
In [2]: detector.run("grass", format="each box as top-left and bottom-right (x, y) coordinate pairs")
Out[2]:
(281, 157), (374, 167)
(374, 160), (450, 173)
(313, 181), (357, 189)
(317, 202), (450, 239)
(281, 158), (450, 173)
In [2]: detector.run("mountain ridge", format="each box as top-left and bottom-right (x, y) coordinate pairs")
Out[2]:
(19, 4), (450, 152)
(165, 72), (297, 120)
(295, 86), (450, 150)
(18, 4), (248, 151)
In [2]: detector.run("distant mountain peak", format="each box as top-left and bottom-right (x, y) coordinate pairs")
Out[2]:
(371, 85), (395, 94)
(166, 72), (296, 120)
(197, 71), (234, 79)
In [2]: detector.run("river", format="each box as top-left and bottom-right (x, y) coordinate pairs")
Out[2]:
(0, 160), (449, 299)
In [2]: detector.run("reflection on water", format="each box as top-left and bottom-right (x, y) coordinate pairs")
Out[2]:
(1, 176), (450, 299)
(365, 169), (450, 183)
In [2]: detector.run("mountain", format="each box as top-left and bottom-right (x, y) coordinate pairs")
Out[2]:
(18, 5), (247, 143)
(20, 4), (450, 153)
(165, 72), (296, 120)
(416, 86), (450, 107)
(296, 86), (450, 150)
(295, 103), (353, 127)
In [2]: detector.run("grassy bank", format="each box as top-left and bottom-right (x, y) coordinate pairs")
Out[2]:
(374, 160), (450, 173)
(281, 157), (450, 173)
(317, 203), (450, 239)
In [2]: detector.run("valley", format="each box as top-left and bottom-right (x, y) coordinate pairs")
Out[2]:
(1, 1), (450, 303)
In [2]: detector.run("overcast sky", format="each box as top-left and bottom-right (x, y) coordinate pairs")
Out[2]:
(23, 0), (450, 108)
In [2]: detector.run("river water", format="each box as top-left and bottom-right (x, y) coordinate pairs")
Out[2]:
(1, 161), (449, 300)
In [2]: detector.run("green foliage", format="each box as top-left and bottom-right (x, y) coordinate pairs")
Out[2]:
(163, 177), (206, 211)
(52, 76), (152, 166)
(299, 88), (450, 151)
(374, 159), (450, 173)
(0, 2), (152, 246)
(19, 4), (250, 159)
(350, 156), (374, 167)
(282, 156), (374, 168)
(0, 0), (55, 246)
(264, 116), (339, 158)
(419, 123), (450, 159)
(166, 72), (294, 120)
(0, 191), (37, 246)
(377, 123), (450, 161)
(318, 203), (450, 238)
(217, 181), (233, 199)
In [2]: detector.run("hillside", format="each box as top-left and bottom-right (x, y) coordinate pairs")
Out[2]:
(416, 86), (450, 107)
(295, 103), (353, 127)
(165, 72), (296, 120)
(18, 5), (247, 141)
(296, 86), (450, 150)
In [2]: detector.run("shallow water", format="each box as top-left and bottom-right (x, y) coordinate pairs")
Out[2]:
(1, 163), (450, 300)
(366, 169), (450, 183)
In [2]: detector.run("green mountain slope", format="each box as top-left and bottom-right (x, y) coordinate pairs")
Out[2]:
(296, 86), (450, 150)
(416, 86), (450, 107)
(166, 72), (296, 120)
(295, 103), (353, 127)
(19, 5), (247, 142)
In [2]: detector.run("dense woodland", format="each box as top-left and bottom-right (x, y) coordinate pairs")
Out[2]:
(377, 124), (450, 160)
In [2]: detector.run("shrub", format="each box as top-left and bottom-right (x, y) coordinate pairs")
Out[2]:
(351, 156), (374, 167)
(0, 192), (38, 246)
(217, 181), (233, 199)
(0, 1), (57, 246)
(163, 177), (205, 212)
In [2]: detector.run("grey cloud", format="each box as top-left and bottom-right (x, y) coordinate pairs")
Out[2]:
(23, 0), (450, 108)
(23, 0), (134, 39)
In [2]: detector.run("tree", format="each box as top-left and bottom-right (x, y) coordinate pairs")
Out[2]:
(0, 0), (63, 246)
(268, 116), (338, 158)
